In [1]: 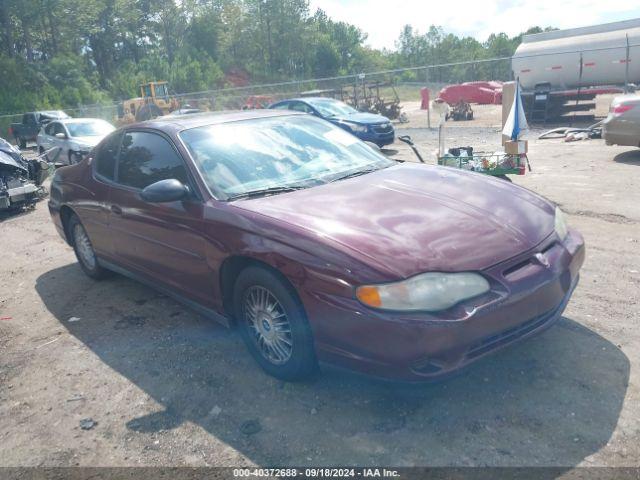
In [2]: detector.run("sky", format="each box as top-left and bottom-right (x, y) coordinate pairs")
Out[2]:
(308, 0), (640, 50)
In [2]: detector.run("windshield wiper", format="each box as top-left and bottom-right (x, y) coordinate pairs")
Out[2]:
(226, 185), (308, 201)
(328, 166), (380, 183)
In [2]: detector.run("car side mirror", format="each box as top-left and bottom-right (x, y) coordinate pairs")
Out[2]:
(55, 132), (67, 139)
(140, 179), (189, 203)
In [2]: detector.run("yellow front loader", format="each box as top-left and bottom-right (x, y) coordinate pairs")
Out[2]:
(116, 81), (179, 125)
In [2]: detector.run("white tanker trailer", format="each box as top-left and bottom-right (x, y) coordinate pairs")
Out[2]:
(511, 19), (640, 121)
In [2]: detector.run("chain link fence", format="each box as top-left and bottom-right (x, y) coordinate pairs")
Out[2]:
(157, 56), (514, 113)
(2, 40), (638, 140)
(0, 56), (514, 139)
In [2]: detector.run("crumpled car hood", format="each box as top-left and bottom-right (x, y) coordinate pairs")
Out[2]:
(0, 138), (27, 173)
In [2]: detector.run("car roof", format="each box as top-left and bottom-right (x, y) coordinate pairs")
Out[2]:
(34, 110), (67, 115)
(58, 118), (111, 124)
(128, 109), (305, 132)
(276, 97), (340, 104)
(613, 94), (640, 103)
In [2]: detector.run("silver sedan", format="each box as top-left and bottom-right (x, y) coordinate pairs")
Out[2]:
(603, 95), (640, 148)
(36, 118), (115, 164)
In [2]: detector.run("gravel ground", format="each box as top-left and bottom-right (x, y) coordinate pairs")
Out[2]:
(0, 120), (639, 469)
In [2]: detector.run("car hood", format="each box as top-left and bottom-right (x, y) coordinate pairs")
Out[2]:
(333, 112), (391, 125)
(232, 163), (555, 279)
(0, 150), (28, 173)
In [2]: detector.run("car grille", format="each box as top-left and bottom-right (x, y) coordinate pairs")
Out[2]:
(372, 123), (393, 134)
(465, 273), (576, 361)
(465, 309), (557, 360)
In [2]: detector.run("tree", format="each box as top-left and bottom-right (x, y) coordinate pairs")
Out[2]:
(0, 0), (555, 117)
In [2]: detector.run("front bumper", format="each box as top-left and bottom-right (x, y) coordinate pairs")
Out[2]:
(0, 183), (39, 210)
(303, 229), (585, 381)
(358, 129), (395, 147)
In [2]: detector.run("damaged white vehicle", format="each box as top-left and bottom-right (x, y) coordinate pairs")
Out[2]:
(0, 137), (50, 212)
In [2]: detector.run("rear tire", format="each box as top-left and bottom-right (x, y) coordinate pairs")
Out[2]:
(68, 214), (110, 280)
(233, 266), (318, 381)
(17, 137), (26, 149)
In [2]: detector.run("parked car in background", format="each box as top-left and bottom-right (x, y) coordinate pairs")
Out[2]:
(48, 110), (584, 382)
(603, 95), (640, 148)
(37, 118), (115, 165)
(165, 107), (204, 117)
(9, 111), (70, 149)
(269, 97), (395, 147)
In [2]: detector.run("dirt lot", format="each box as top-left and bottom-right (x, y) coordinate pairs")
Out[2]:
(398, 94), (616, 129)
(1, 116), (639, 469)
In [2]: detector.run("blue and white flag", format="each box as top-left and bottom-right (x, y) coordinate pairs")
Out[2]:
(502, 80), (528, 140)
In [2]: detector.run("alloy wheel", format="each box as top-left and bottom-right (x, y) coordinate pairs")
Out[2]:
(243, 285), (293, 365)
(73, 223), (97, 270)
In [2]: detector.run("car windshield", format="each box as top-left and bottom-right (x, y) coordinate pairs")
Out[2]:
(306, 98), (358, 117)
(66, 120), (115, 137)
(180, 115), (394, 199)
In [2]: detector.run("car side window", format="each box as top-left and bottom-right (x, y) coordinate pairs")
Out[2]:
(53, 123), (66, 136)
(95, 132), (123, 181)
(289, 102), (312, 113)
(117, 131), (188, 190)
(45, 123), (56, 135)
(271, 102), (290, 110)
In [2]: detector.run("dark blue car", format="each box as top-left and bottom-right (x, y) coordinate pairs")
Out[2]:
(269, 97), (395, 147)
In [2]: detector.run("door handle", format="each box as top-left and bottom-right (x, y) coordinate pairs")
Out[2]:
(110, 205), (122, 215)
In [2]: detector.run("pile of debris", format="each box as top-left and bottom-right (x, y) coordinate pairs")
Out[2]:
(538, 121), (603, 142)
(0, 137), (50, 212)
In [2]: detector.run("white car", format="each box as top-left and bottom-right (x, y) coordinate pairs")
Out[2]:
(603, 95), (640, 148)
(37, 118), (115, 164)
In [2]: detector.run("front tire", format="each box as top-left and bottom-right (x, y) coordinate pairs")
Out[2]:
(233, 266), (318, 381)
(68, 214), (110, 280)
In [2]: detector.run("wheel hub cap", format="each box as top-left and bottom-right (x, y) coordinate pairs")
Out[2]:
(243, 286), (293, 365)
(73, 224), (96, 270)
(261, 317), (272, 332)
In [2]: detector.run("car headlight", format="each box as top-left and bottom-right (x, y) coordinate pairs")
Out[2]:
(344, 123), (368, 133)
(554, 206), (568, 240)
(356, 272), (490, 312)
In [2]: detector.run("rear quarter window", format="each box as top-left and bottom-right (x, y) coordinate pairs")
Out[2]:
(289, 102), (313, 113)
(95, 132), (123, 181)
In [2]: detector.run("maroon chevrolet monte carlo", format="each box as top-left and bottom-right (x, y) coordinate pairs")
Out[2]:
(48, 110), (585, 381)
